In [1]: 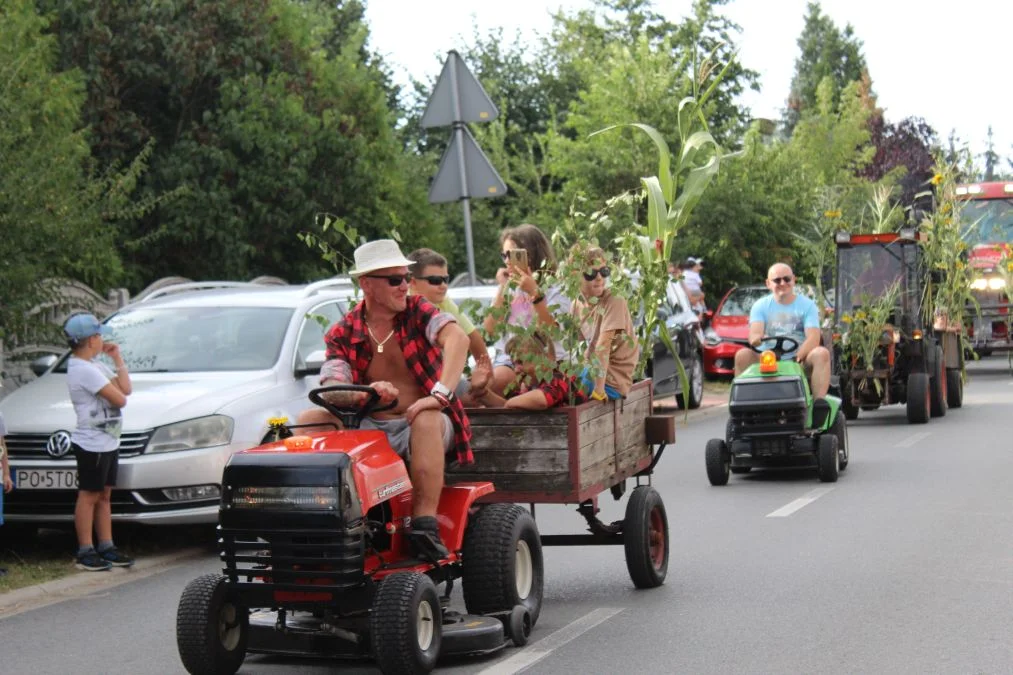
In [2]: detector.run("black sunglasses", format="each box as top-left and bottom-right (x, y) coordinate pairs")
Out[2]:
(419, 274), (451, 286)
(583, 266), (611, 281)
(365, 273), (412, 287)
(770, 275), (794, 285)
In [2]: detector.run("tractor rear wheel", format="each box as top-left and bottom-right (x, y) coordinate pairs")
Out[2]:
(841, 378), (860, 420)
(946, 368), (963, 408)
(817, 434), (840, 483)
(929, 346), (947, 418)
(462, 504), (544, 626)
(906, 372), (930, 424)
(829, 411), (849, 470)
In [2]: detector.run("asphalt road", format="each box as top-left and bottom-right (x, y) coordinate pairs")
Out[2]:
(4, 359), (1013, 674)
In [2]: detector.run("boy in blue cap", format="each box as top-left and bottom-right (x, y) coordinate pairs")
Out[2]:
(63, 313), (134, 571)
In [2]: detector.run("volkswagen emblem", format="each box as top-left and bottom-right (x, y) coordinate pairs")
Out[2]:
(46, 430), (73, 458)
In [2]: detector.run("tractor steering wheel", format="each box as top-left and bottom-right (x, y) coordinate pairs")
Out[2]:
(750, 335), (800, 358)
(308, 384), (398, 424)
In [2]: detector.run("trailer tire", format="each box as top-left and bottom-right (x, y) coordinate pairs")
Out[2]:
(462, 504), (544, 626)
(176, 574), (248, 675)
(371, 572), (442, 675)
(906, 372), (930, 424)
(623, 486), (669, 589)
(946, 368), (963, 408)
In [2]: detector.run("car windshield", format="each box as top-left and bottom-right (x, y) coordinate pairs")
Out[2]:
(961, 198), (1013, 247)
(719, 287), (770, 316)
(54, 306), (294, 373)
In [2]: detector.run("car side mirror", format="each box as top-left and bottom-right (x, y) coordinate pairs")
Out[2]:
(31, 354), (59, 377)
(296, 349), (326, 378)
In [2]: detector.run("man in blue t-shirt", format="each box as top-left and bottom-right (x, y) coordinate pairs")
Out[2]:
(734, 263), (831, 398)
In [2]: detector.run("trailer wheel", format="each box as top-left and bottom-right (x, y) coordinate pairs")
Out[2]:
(946, 368), (963, 408)
(817, 434), (839, 483)
(705, 439), (730, 486)
(623, 486), (669, 589)
(829, 411), (849, 470)
(371, 572), (442, 675)
(176, 574), (248, 675)
(462, 504), (544, 626)
(929, 346), (947, 418)
(906, 372), (930, 424)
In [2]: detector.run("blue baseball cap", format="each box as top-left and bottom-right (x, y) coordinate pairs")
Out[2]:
(63, 313), (111, 342)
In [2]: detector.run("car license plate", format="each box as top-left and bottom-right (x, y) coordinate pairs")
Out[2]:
(13, 468), (79, 490)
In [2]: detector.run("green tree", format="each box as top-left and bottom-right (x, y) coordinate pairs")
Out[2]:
(0, 0), (151, 347)
(39, 0), (443, 286)
(982, 125), (999, 181)
(783, 1), (868, 135)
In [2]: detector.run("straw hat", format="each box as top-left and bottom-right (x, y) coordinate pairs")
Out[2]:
(348, 240), (414, 277)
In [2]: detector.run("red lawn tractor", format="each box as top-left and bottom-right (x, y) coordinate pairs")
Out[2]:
(175, 385), (541, 675)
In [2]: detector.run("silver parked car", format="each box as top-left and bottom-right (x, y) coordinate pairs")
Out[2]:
(0, 279), (358, 526)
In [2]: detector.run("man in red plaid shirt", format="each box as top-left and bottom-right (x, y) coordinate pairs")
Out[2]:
(297, 240), (471, 559)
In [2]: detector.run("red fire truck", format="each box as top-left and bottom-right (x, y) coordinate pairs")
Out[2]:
(959, 181), (1013, 355)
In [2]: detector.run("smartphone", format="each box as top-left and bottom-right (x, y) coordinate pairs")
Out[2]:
(508, 248), (528, 270)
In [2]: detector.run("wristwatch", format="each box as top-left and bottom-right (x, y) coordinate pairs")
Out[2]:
(431, 382), (455, 408)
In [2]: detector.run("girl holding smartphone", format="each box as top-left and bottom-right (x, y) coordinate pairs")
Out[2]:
(482, 224), (572, 395)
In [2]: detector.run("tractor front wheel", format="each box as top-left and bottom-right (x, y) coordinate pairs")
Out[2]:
(705, 439), (730, 486)
(176, 574), (248, 675)
(371, 572), (442, 675)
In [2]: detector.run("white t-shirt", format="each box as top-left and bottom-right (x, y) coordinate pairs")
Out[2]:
(67, 357), (122, 453)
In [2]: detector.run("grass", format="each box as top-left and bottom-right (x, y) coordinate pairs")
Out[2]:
(0, 523), (217, 594)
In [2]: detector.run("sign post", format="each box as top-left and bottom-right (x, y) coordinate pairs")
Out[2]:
(422, 51), (507, 285)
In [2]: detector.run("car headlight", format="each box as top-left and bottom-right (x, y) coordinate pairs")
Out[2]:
(704, 327), (721, 346)
(971, 278), (988, 290)
(228, 486), (337, 510)
(147, 415), (234, 453)
(988, 277), (1006, 290)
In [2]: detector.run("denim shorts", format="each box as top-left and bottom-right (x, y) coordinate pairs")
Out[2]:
(361, 414), (453, 459)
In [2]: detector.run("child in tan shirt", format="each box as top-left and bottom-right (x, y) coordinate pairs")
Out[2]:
(569, 246), (639, 400)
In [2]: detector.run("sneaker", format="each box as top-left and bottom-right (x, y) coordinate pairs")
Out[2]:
(76, 551), (112, 572)
(408, 528), (449, 561)
(100, 547), (135, 568)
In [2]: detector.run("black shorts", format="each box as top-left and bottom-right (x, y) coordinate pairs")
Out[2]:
(73, 444), (119, 492)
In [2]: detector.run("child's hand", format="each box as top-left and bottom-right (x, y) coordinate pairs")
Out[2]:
(102, 343), (121, 360)
(470, 362), (491, 394)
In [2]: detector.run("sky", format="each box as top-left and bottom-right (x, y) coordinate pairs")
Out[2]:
(365, 0), (1012, 165)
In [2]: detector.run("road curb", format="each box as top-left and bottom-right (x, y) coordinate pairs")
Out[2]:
(0, 546), (207, 619)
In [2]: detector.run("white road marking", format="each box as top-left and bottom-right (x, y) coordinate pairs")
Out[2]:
(477, 607), (625, 675)
(766, 487), (836, 518)
(895, 431), (931, 448)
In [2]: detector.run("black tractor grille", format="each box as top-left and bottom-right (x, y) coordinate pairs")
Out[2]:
(220, 526), (365, 593)
(730, 407), (807, 436)
(5, 431), (152, 458)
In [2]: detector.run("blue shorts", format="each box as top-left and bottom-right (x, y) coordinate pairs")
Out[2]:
(578, 368), (621, 400)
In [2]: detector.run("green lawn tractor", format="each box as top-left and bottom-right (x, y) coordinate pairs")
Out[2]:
(706, 336), (849, 486)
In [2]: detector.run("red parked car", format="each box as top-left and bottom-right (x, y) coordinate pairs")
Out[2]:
(703, 284), (829, 379)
